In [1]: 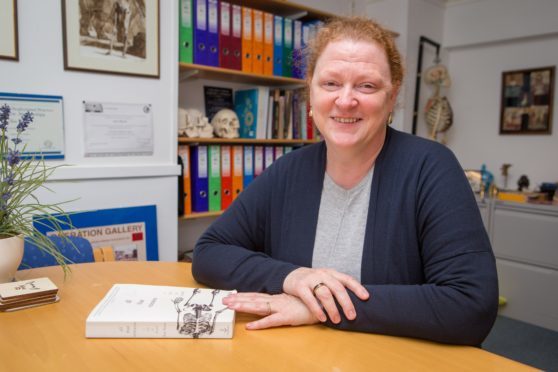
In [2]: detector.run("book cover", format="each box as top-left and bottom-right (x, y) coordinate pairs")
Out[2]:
(204, 86), (234, 122)
(234, 89), (258, 138)
(86, 284), (236, 339)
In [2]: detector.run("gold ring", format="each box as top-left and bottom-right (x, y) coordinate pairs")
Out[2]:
(266, 301), (272, 316)
(312, 282), (326, 296)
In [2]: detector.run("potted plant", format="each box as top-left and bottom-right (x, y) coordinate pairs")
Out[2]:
(0, 103), (73, 282)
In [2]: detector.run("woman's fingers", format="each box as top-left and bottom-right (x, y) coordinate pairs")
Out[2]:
(283, 267), (369, 323)
(224, 293), (319, 329)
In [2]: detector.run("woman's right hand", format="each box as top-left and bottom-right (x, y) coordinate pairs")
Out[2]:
(282, 267), (369, 324)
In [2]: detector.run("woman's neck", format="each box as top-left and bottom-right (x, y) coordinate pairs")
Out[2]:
(325, 140), (384, 190)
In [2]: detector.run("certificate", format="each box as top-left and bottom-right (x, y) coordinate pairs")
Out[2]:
(83, 101), (154, 157)
(0, 92), (65, 159)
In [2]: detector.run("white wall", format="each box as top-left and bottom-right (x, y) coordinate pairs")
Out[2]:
(0, 0), (180, 260)
(444, 0), (558, 189)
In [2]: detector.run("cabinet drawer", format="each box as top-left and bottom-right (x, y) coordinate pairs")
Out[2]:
(497, 259), (558, 331)
(492, 207), (558, 269)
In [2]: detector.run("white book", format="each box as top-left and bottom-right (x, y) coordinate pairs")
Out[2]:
(86, 284), (236, 339)
(256, 86), (270, 139)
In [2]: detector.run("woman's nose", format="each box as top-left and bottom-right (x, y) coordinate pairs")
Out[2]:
(335, 87), (358, 109)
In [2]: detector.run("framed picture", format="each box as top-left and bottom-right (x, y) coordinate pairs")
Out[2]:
(30, 205), (160, 262)
(500, 66), (555, 134)
(61, 0), (160, 78)
(0, 0), (18, 61)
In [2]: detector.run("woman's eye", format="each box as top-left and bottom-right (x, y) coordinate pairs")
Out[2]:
(358, 83), (376, 92)
(322, 81), (339, 89)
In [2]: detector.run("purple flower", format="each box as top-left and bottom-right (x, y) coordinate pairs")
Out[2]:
(11, 137), (22, 145)
(1, 192), (11, 201)
(0, 104), (10, 130)
(16, 111), (34, 133)
(7, 148), (20, 166)
(2, 173), (14, 186)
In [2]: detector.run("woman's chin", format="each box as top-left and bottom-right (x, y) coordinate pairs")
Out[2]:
(325, 134), (361, 149)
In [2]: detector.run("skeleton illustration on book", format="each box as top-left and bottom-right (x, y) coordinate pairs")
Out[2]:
(173, 288), (228, 338)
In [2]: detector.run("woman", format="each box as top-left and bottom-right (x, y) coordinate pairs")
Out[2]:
(192, 17), (498, 346)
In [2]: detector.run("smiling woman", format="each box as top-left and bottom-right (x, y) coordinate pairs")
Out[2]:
(192, 16), (498, 346)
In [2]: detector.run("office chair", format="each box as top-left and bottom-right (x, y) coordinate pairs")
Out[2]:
(19, 235), (94, 269)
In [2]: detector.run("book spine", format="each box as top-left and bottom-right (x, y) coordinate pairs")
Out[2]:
(86, 321), (233, 338)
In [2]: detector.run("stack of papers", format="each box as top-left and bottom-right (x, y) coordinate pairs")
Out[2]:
(0, 277), (59, 312)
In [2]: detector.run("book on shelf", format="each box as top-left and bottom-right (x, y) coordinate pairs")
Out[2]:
(193, 0), (207, 65)
(179, 0), (193, 63)
(234, 88), (258, 138)
(86, 284), (236, 339)
(204, 86), (234, 122)
(0, 277), (59, 312)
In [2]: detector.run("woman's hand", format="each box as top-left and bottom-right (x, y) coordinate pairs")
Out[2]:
(222, 292), (319, 330)
(282, 267), (369, 324)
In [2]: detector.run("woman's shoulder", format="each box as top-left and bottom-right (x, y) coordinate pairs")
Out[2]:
(385, 128), (457, 163)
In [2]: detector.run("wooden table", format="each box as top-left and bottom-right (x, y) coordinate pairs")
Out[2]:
(1, 262), (535, 371)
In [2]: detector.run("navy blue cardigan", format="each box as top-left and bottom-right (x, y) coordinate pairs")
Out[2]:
(193, 127), (498, 345)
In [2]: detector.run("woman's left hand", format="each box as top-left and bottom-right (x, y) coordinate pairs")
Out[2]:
(222, 292), (320, 330)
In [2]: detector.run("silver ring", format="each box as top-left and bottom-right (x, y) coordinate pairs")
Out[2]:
(312, 282), (326, 296)
(266, 301), (272, 316)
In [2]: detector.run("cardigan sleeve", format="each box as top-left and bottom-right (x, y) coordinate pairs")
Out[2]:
(323, 143), (499, 346)
(192, 164), (300, 295)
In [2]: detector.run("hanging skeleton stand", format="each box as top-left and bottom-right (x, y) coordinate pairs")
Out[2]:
(424, 64), (453, 143)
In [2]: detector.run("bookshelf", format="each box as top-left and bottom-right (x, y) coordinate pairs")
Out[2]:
(178, 1), (333, 252)
(178, 137), (318, 145)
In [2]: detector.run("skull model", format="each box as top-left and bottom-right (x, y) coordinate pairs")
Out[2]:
(211, 109), (240, 139)
(178, 108), (214, 138)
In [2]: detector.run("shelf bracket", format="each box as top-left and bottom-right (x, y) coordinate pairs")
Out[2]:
(179, 69), (199, 82)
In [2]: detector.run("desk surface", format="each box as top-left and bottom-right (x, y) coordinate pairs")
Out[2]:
(1, 262), (534, 371)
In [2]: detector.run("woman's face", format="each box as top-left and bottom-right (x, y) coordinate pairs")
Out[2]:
(310, 39), (399, 152)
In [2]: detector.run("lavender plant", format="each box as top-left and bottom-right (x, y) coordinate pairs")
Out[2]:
(0, 103), (72, 274)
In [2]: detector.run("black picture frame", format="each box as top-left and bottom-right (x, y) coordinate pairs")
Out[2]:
(500, 66), (555, 135)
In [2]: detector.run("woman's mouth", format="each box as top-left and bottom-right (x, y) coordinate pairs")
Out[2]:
(331, 117), (361, 124)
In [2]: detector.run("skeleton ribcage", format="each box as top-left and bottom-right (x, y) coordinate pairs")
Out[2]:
(425, 96), (453, 134)
(180, 313), (212, 336)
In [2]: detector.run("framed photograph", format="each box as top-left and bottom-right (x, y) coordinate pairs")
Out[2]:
(500, 66), (555, 134)
(61, 0), (160, 78)
(0, 0), (18, 60)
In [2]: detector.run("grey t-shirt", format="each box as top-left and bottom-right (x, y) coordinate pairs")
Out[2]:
(311, 167), (374, 282)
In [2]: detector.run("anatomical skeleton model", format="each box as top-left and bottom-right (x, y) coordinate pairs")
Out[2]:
(178, 108), (214, 138)
(211, 109), (240, 139)
(424, 63), (453, 143)
(173, 288), (228, 338)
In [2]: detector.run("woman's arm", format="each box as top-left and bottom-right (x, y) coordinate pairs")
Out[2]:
(192, 167), (299, 294)
(323, 144), (498, 346)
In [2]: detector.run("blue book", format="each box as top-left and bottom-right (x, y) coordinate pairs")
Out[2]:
(273, 15), (283, 76)
(234, 89), (258, 138)
(190, 145), (209, 212)
(193, 0), (208, 65)
(243, 145), (254, 188)
(292, 20), (302, 79)
(206, 0), (219, 66)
